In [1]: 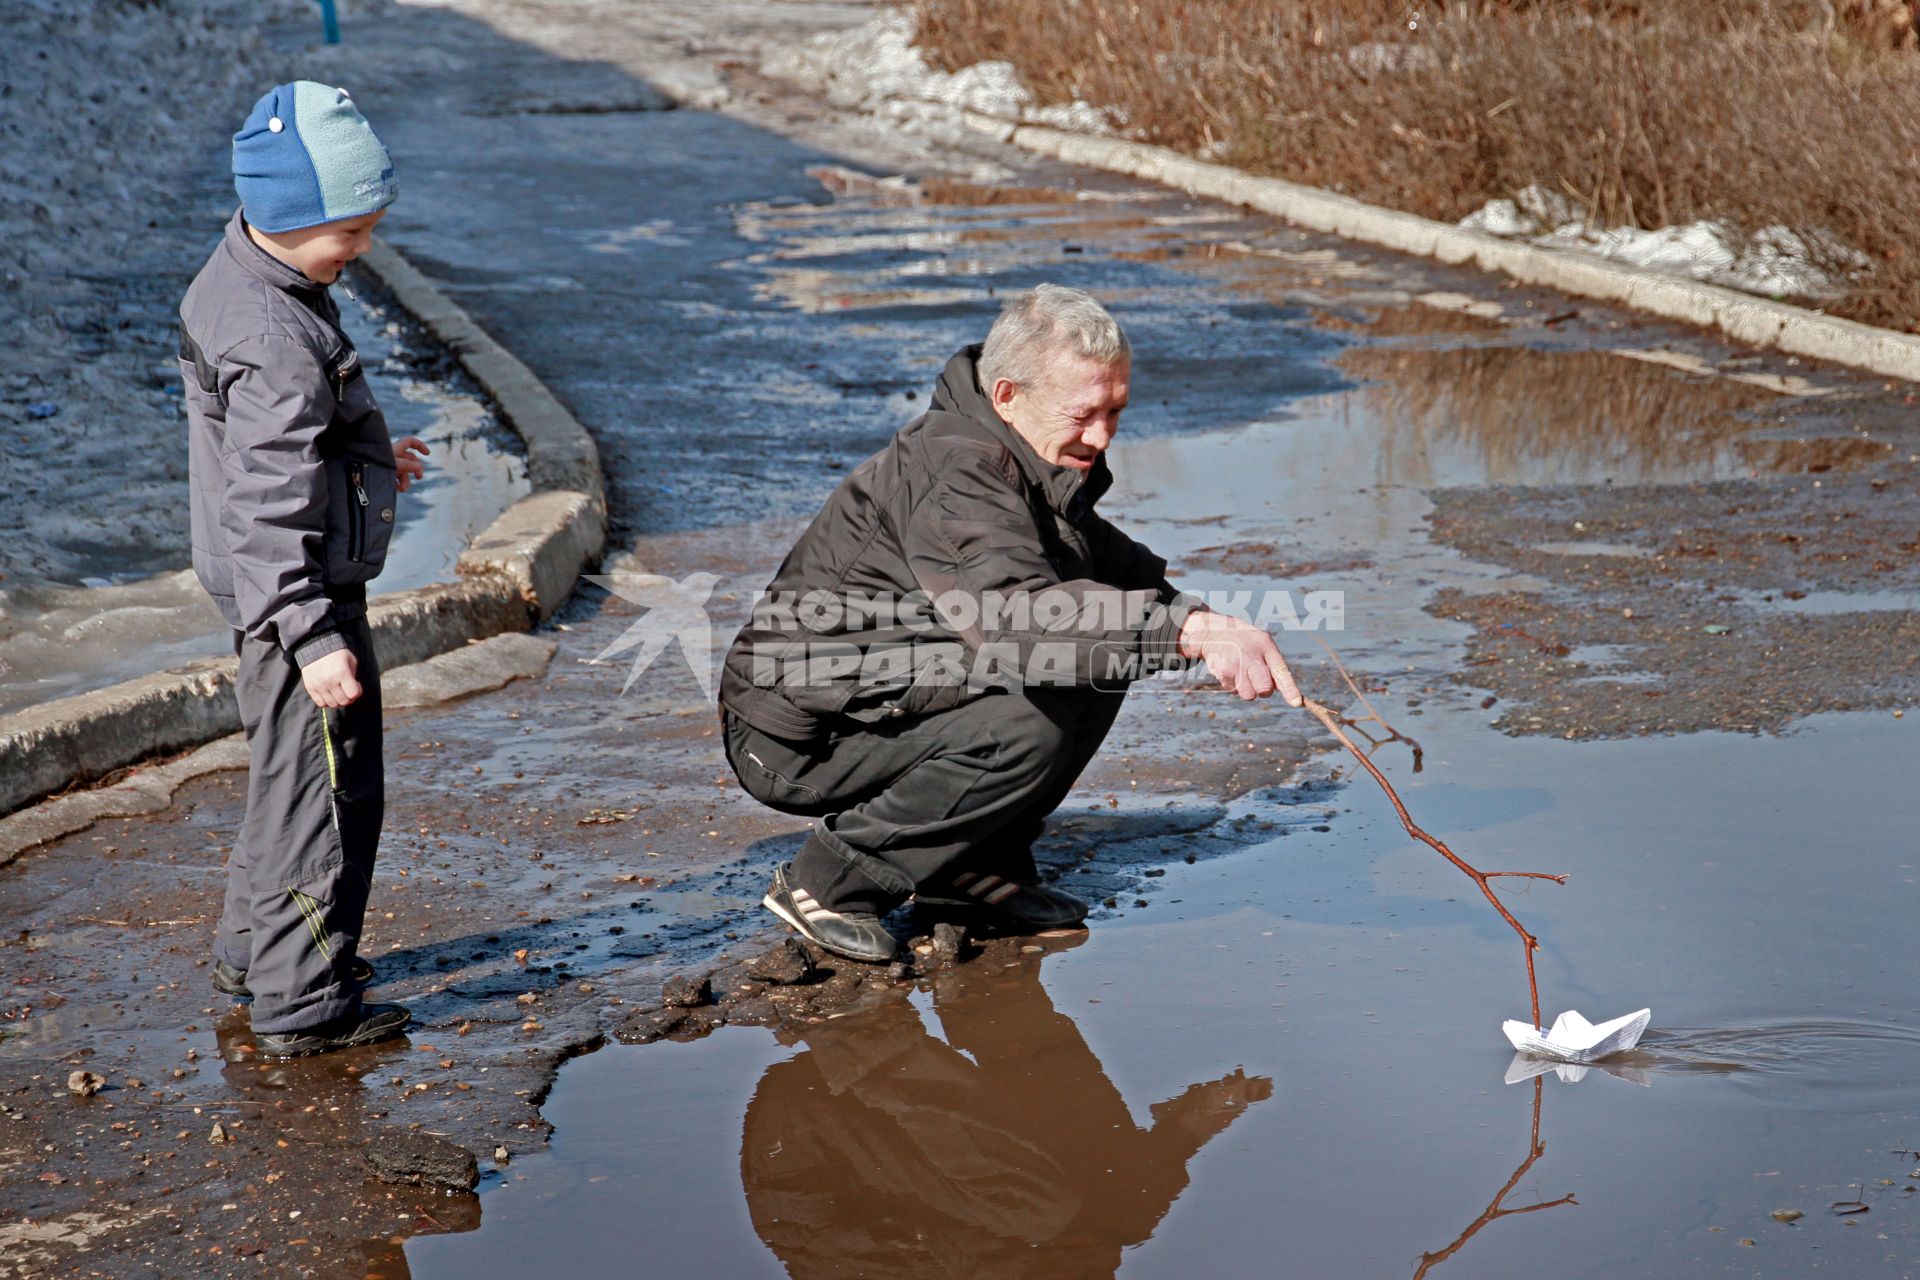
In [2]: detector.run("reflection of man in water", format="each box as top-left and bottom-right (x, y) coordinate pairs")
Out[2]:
(740, 940), (1271, 1277)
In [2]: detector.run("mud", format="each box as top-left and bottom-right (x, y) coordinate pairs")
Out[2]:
(1422, 440), (1919, 737)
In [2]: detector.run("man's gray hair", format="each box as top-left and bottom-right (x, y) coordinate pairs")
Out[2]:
(978, 284), (1131, 393)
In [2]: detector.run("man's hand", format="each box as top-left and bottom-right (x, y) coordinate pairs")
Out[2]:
(302, 648), (363, 708)
(1178, 611), (1303, 705)
(393, 435), (430, 493)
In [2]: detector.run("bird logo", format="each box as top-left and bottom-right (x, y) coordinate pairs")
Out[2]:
(585, 571), (724, 699)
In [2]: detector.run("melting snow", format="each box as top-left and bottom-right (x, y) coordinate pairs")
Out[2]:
(1461, 185), (1864, 299)
(761, 13), (1113, 137)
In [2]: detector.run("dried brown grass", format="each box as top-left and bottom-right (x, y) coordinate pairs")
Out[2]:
(914, 0), (1920, 330)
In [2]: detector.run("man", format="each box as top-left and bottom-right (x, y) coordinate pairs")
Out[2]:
(719, 285), (1300, 962)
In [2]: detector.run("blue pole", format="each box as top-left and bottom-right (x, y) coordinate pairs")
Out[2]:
(317, 0), (340, 44)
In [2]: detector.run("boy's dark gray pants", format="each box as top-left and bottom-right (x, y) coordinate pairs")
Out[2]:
(215, 615), (382, 1033)
(723, 688), (1126, 914)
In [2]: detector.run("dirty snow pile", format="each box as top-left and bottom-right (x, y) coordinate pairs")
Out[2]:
(1459, 185), (1864, 300)
(761, 12), (1112, 140)
(0, 0), (376, 588)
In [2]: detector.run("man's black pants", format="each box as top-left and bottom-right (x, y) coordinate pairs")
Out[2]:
(723, 688), (1125, 914)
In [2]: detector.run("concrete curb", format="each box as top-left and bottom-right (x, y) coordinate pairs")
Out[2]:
(0, 661), (242, 822)
(0, 633), (560, 867)
(0, 241), (607, 824)
(0, 734), (251, 871)
(457, 489), (606, 622)
(359, 243), (605, 501)
(985, 119), (1920, 384)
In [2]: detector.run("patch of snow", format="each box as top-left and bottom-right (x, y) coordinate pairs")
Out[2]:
(1460, 184), (1865, 300)
(1344, 41), (1441, 74)
(1458, 197), (1533, 238)
(761, 12), (1113, 137)
(1030, 100), (1118, 133)
(1458, 184), (1580, 238)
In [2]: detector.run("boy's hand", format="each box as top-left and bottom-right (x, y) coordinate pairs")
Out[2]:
(302, 649), (363, 708)
(393, 435), (429, 493)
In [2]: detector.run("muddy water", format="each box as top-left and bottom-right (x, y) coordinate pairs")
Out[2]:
(394, 176), (1913, 1278)
(0, 288), (527, 714)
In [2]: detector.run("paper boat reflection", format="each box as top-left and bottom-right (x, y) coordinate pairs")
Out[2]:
(1502, 1008), (1651, 1064)
(1503, 1052), (1653, 1087)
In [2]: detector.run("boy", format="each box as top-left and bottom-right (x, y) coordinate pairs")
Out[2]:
(180, 81), (427, 1057)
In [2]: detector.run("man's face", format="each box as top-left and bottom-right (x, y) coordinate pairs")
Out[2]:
(991, 353), (1130, 473)
(257, 209), (387, 284)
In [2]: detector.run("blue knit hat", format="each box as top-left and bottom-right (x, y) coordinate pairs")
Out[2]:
(232, 81), (397, 233)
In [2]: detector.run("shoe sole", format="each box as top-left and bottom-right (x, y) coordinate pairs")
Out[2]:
(256, 1017), (410, 1060)
(762, 893), (894, 965)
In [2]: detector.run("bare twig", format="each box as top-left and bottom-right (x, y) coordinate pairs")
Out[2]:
(1302, 693), (1567, 1027)
(1312, 634), (1424, 770)
(1299, 642), (1566, 1024)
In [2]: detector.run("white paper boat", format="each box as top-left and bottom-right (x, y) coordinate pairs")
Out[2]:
(1502, 1008), (1651, 1064)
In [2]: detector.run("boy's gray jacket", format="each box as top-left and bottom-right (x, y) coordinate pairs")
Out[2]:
(179, 212), (397, 666)
(719, 345), (1201, 741)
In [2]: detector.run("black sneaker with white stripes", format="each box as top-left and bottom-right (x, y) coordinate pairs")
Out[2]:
(761, 862), (898, 963)
(914, 870), (1089, 930)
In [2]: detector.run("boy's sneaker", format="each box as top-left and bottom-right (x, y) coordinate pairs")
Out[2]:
(761, 862), (897, 963)
(255, 1002), (411, 1059)
(914, 871), (1088, 930)
(213, 956), (375, 999)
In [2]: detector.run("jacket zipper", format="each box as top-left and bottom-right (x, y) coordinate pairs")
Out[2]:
(349, 463), (368, 562)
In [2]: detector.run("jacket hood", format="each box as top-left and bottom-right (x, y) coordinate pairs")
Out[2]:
(929, 344), (1113, 521)
(222, 208), (328, 298)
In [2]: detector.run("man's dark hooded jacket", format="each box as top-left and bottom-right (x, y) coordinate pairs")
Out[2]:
(720, 346), (1199, 741)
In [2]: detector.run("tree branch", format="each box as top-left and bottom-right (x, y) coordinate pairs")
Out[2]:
(1299, 687), (1567, 1028)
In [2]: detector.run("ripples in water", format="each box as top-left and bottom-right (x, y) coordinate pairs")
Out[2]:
(1519, 1019), (1920, 1106)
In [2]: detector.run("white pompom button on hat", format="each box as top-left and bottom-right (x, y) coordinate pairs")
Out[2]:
(268, 117), (284, 133)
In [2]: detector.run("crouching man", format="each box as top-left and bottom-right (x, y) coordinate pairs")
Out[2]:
(718, 285), (1300, 962)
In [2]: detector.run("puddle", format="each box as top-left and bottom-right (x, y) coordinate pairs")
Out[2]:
(1629, 1020), (1920, 1106)
(1335, 346), (1784, 485)
(407, 706), (1917, 1277)
(1717, 587), (1920, 616)
(1534, 540), (1655, 559)
(1108, 400), (1556, 666)
(0, 289), (528, 715)
(392, 171), (1918, 1279)
(1564, 643), (1662, 686)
